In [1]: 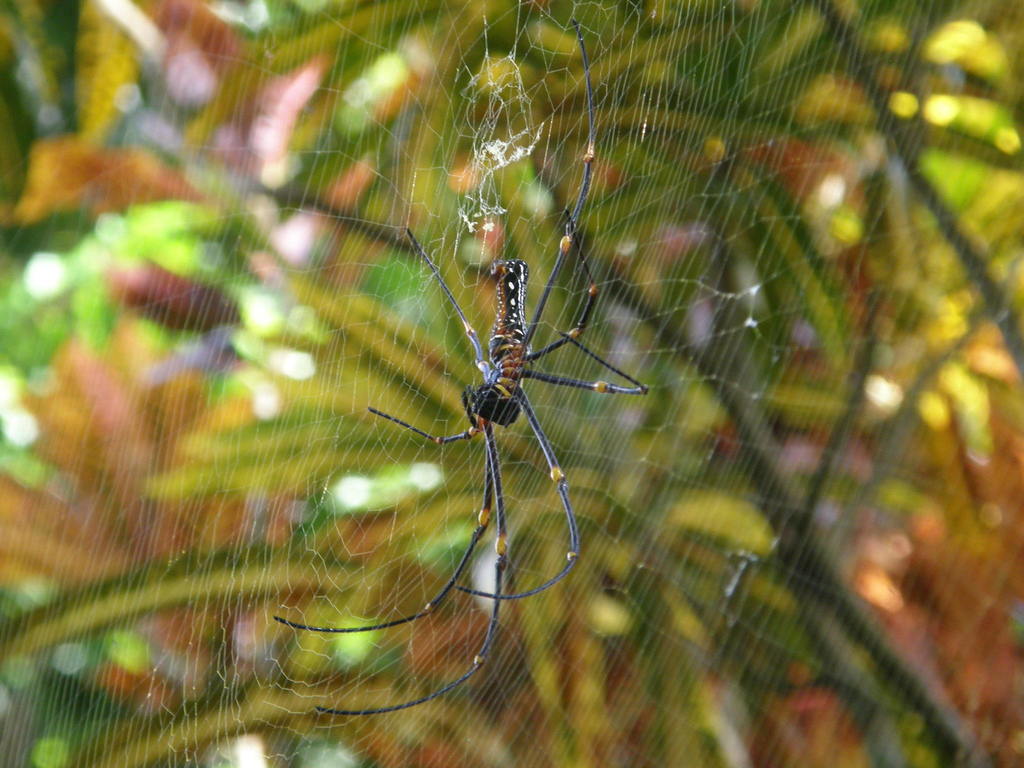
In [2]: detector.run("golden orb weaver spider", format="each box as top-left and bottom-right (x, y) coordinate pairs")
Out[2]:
(275, 19), (647, 715)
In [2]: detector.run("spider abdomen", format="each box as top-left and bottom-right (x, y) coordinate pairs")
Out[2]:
(489, 260), (529, 367)
(493, 342), (526, 384)
(471, 383), (522, 426)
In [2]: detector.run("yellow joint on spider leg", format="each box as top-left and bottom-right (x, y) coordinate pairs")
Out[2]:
(550, 466), (565, 483)
(423, 602), (434, 613)
(478, 506), (491, 526)
(559, 235), (572, 254)
(567, 551), (578, 561)
(495, 534), (508, 556)
(474, 655), (484, 665)
(594, 381), (609, 393)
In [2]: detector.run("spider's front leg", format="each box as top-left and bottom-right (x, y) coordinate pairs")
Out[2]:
(404, 228), (488, 373)
(526, 19), (597, 352)
(528, 217), (598, 364)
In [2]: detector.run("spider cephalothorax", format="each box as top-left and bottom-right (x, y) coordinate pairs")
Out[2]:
(275, 20), (648, 717)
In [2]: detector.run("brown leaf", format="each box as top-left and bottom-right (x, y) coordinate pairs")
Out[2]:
(13, 137), (202, 224)
(8, 321), (267, 587)
(745, 138), (853, 202)
(0, 478), (129, 583)
(156, 0), (242, 106)
(324, 159), (376, 210)
(108, 263), (239, 331)
(155, 0), (241, 72)
(751, 688), (868, 768)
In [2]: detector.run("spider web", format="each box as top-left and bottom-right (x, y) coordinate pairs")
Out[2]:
(0, 0), (1021, 766)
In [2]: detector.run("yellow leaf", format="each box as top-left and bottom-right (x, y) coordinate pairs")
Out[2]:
(13, 136), (201, 223)
(77, 0), (140, 141)
(669, 491), (774, 554)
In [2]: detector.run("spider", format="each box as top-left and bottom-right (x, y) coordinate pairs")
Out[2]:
(275, 20), (647, 715)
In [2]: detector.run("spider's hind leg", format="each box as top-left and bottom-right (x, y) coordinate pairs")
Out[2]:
(458, 390), (579, 601)
(314, 424), (507, 716)
(274, 436), (495, 635)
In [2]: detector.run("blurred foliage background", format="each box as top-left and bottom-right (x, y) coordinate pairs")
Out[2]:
(1, 0), (1023, 766)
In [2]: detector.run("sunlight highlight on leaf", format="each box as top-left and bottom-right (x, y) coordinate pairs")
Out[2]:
(925, 19), (1008, 82)
(331, 463), (444, 514)
(105, 630), (151, 674)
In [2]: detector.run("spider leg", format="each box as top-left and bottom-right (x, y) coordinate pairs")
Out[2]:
(524, 370), (646, 395)
(458, 391), (578, 600)
(366, 407), (479, 444)
(528, 215), (602, 362)
(405, 228), (489, 373)
(569, 18), (595, 224)
(274, 442), (494, 634)
(316, 424), (508, 715)
(529, 331), (646, 388)
(529, 333), (647, 392)
(526, 19), (596, 347)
